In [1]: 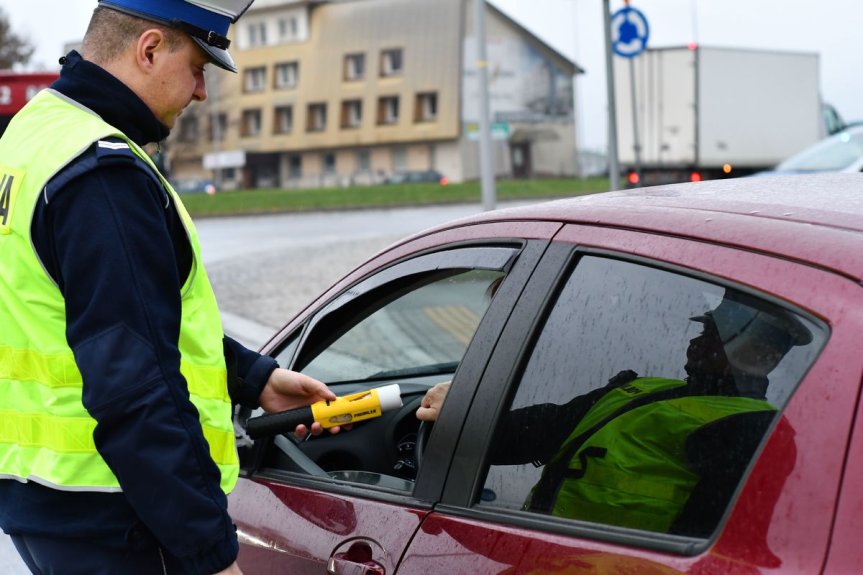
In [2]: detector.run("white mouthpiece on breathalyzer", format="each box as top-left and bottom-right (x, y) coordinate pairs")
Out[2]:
(376, 384), (403, 411)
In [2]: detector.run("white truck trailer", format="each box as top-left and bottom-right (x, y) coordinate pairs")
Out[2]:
(613, 46), (824, 185)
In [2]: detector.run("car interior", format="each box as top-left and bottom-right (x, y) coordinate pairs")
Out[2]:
(237, 250), (511, 492)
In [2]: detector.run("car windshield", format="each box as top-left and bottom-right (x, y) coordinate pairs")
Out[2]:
(775, 128), (863, 171)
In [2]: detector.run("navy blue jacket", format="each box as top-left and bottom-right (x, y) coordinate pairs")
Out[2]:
(0, 51), (277, 574)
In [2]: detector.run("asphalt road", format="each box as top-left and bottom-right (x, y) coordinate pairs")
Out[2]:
(1, 201), (530, 571)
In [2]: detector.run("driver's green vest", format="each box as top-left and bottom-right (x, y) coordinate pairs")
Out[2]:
(531, 377), (775, 532)
(0, 90), (238, 493)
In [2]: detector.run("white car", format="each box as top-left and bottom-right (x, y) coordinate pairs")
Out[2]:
(764, 124), (863, 174)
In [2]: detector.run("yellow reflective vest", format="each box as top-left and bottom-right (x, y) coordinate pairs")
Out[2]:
(528, 377), (775, 532)
(0, 90), (238, 493)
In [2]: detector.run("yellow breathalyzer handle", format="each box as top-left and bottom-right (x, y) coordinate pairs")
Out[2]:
(311, 383), (402, 428)
(245, 383), (404, 438)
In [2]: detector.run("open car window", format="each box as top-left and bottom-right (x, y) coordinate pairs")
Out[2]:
(285, 246), (516, 381)
(257, 245), (518, 491)
(298, 268), (503, 383)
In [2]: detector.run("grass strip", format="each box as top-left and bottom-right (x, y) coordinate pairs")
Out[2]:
(180, 177), (611, 217)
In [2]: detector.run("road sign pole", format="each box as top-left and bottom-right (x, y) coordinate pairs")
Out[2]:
(628, 58), (643, 185)
(609, 3), (650, 190)
(603, 0), (620, 191)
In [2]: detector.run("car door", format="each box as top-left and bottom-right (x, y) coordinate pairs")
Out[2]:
(823, 371), (863, 574)
(229, 228), (557, 574)
(399, 222), (861, 573)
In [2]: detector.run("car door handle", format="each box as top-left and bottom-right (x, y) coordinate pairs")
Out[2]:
(327, 541), (385, 575)
(327, 556), (385, 575)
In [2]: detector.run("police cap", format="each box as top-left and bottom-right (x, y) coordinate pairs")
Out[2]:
(98, 0), (254, 72)
(692, 301), (812, 349)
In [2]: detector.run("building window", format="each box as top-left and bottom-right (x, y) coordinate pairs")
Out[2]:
(177, 115), (198, 142)
(288, 154), (302, 179)
(392, 146), (407, 171)
(377, 96), (400, 125)
(248, 22), (267, 47)
(274, 62), (299, 89)
(323, 153), (336, 175)
(274, 105), (293, 134)
(241, 109), (262, 137)
(279, 16), (298, 41)
(243, 67), (267, 93)
(307, 103), (327, 132)
(380, 48), (403, 77)
(209, 113), (227, 142)
(344, 53), (365, 81)
(341, 100), (363, 129)
(356, 149), (370, 172)
(415, 92), (438, 122)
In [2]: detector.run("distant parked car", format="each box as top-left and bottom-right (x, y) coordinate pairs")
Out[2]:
(761, 125), (863, 175)
(383, 170), (447, 185)
(171, 177), (216, 195)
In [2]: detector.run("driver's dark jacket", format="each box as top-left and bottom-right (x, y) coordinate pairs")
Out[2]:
(0, 51), (277, 574)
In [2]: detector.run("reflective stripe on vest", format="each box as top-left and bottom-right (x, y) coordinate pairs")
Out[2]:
(0, 90), (238, 493)
(532, 377), (774, 532)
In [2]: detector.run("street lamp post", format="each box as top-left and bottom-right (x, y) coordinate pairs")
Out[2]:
(603, 0), (621, 191)
(474, 0), (497, 211)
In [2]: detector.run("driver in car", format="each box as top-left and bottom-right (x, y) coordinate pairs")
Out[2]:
(415, 297), (809, 536)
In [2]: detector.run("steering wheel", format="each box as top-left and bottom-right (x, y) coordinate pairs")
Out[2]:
(414, 420), (433, 472)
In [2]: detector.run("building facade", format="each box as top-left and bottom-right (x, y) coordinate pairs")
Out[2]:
(167, 0), (581, 190)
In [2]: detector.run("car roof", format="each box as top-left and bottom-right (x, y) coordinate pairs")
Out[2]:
(421, 173), (863, 281)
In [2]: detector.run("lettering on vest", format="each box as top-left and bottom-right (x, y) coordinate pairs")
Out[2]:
(619, 383), (643, 395)
(0, 172), (12, 228)
(0, 166), (24, 235)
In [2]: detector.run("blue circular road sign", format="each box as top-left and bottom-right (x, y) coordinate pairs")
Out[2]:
(611, 6), (650, 58)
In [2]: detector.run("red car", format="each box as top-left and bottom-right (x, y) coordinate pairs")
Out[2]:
(230, 173), (863, 574)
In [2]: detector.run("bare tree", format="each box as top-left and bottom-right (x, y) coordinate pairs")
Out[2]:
(0, 7), (34, 69)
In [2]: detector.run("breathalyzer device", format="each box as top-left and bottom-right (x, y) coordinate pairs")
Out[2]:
(245, 384), (402, 439)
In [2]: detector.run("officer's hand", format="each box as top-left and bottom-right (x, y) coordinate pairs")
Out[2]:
(259, 368), (347, 436)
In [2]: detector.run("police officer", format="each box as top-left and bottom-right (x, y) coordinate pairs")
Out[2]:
(0, 1), (338, 573)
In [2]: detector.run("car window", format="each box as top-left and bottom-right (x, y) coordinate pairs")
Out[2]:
(299, 268), (504, 383)
(478, 255), (825, 538)
(256, 245), (519, 493)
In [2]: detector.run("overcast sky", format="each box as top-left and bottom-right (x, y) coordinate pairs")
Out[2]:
(5, 0), (861, 150)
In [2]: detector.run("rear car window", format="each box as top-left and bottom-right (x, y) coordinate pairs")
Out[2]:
(479, 255), (824, 538)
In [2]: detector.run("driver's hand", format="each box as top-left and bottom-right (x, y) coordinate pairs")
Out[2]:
(416, 382), (451, 423)
(258, 368), (348, 436)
